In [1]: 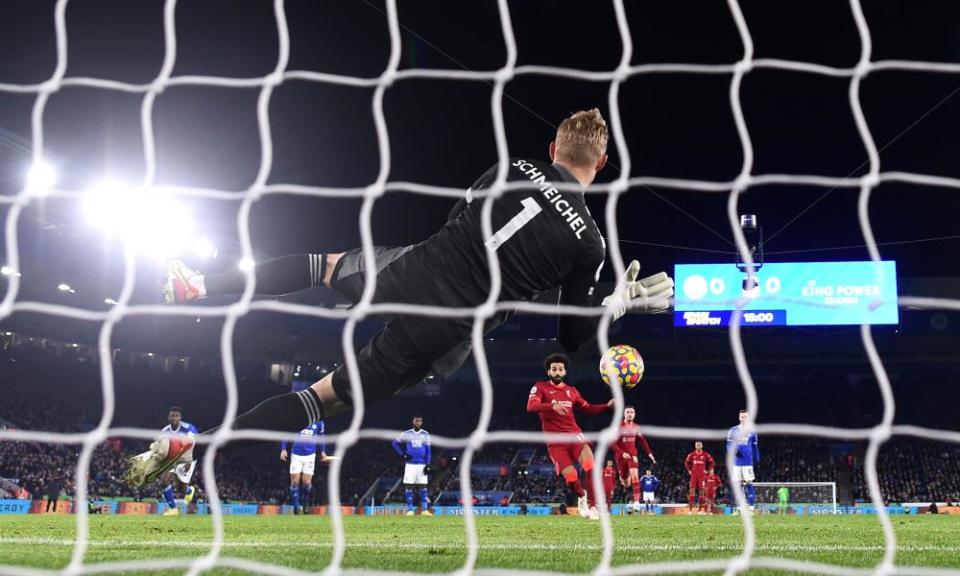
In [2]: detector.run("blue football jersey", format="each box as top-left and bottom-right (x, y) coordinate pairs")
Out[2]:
(281, 420), (325, 457)
(162, 421), (198, 436)
(640, 474), (660, 492)
(392, 429), (431, 465)
(726, 425), (760, 466)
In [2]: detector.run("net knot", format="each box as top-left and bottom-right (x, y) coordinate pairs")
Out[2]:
(724, 554), (752, 576)
(364, 184), (386, 199)
(494, 68), (514, 84)
(338, 429), (359, 447)
(870, 425), (892, 444)
(378, 69), (397, 88)
(40, 78), (62, 94)
(733, 174), (753, 192)
(264, 71), (284, 87)
(148, 78), (168, 95)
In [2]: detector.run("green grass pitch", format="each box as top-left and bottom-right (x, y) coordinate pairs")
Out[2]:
(1, 515), (958, 574)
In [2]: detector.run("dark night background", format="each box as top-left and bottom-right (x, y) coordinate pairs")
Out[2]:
(0, 0), (958, 419)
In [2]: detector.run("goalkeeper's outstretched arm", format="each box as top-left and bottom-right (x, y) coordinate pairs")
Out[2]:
(558, 258), (674, 352)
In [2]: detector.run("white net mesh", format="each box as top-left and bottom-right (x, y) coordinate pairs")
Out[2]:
(1, 0), (959, 575)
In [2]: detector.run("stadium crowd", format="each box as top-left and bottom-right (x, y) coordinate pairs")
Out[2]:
(2, 340), (959, 507)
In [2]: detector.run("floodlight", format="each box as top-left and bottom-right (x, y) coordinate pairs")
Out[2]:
(195, 238), (217, 259)
(26, 160), (57, 194)
(83, 180), (195, 259)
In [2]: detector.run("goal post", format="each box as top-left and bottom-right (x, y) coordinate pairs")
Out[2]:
(752, 482), (838, 515)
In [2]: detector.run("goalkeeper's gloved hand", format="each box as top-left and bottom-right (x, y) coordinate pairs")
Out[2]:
(735, 449), (744, 459)
(601, 260), (674, 321)
(402, 453), (411, 461)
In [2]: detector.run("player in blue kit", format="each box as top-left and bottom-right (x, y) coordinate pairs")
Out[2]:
(392, 416), (432, 516)
(727, 409), (760, 511)
(639, 469), (660, 514)
(159, 407), (198, 516)
(280, 419), (326, 514)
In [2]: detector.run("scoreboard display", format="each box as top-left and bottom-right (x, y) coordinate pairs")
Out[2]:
(673, 261), (899, 327)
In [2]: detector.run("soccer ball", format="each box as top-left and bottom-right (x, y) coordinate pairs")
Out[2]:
(599, 345), (644, 389)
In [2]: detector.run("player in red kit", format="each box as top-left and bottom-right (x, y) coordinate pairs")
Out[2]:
(602, 460), (617, 512)
(610, 405), (656, 513)
(684, 441), (715, 512)
(700, 468), (721, 514)
(527, 353), (613, 520)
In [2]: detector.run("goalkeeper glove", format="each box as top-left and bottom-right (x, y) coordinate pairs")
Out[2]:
(402, 453), (411, 461)
(735, 449), (744, 459)
(601, 260), (674, 321)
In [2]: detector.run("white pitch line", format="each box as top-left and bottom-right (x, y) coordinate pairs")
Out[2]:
(1, 537), (958, 554)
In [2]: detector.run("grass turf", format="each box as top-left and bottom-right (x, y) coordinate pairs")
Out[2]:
(1, 514), (959, 574)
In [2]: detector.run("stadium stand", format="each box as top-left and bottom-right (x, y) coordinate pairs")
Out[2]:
(2, 335), (959, 507)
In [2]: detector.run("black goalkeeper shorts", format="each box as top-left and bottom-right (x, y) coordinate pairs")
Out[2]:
(328, 246), (506, 406)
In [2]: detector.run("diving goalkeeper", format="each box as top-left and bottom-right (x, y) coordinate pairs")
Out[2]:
(126, 109), (674, 486)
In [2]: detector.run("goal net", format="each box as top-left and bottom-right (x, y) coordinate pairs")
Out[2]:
(1, 0), (959, 575)
(752, 482), (838, 515)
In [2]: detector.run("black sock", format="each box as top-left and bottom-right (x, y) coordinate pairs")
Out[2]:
(204, 254), (325, 296)
(193, 388), (324, 460)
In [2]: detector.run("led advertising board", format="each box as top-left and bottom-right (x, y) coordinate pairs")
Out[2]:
(673, 261), (899, 327)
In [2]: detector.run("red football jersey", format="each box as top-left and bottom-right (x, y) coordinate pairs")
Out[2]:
(702, 473), (721, 492)
(602, 465), (616, 493)
(527, 380), (610, 434)
(684, 450), (715, 476)
(612, 421), (653, 457)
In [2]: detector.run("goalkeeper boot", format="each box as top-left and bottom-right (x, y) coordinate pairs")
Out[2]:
(184, 486), (196, 504)
(163, 260), (204, 304)
(125, 435), (195, 488)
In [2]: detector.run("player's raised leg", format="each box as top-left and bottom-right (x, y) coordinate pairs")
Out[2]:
(162, 254), (339, 304)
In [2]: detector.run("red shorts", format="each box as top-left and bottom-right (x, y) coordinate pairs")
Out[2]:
(689, 474), (705, 491)
(613, 449), (639, 478)
(547, 441), (589, 475)
(703, 488), (717, 500)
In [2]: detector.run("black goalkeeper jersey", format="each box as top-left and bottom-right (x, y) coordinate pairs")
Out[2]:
(329, 158), (609, 404)
(426, 158), (607, 351)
